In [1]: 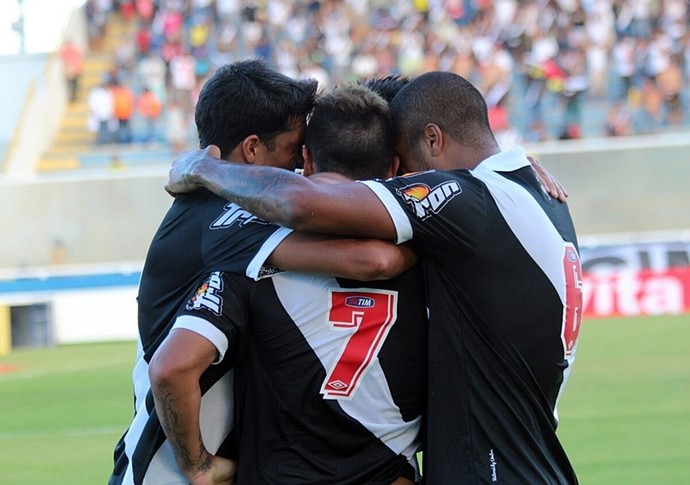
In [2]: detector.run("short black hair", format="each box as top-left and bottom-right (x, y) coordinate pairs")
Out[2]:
(362, 75), (413, 103)
(195, 59), (318, 157)
(390, 71), (496, 150)
(305, 84), (395, 180)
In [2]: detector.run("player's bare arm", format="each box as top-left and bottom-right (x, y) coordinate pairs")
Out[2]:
(262, 168), (418, 281)
(149, 329), (236, 485)
(267, 232), (418, 281)
(166, 146), (397, 240)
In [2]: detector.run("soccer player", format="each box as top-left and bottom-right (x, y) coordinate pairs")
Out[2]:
(154, 82), (426, 484)
(108, 62), (413, 485)
(107, 59), (315, 485)
(165, 71), (583, 484)
(230, 83), (427, 484)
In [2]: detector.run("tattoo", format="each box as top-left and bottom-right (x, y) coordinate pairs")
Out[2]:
(157, 389), (207, 473)
(204, 164), (305, 226)
(198, 432), (212, 473)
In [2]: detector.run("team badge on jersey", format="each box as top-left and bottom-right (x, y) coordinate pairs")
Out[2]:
(396, 181), (462, 220)
(186, 271), (224, 315)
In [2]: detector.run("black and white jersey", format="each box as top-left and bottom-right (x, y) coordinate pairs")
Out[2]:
(110, 271), (250, 485)
(233, 266), (428, 484)
(362, 147), (583, 484)
(137, 189), (291, 358)
(110, 189), (289, 485)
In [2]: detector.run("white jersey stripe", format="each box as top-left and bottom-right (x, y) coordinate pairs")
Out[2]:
(471, 154), (578, 424)
(118, 338), (235, 484)
(271, 272), (421, 464)
(143, 443), (186, 485)
(471, 162), (568, 305)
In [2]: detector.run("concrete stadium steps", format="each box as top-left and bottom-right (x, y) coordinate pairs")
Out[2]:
(37, 154), (80, 171)
(38, 144), (175, 171)
(60, 108), (90, 130)
(53, 127), (96, 146)
(38, 13), (135, 173)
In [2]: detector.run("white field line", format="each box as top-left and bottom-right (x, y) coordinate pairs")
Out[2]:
(0, 426), (125, 440)
(0, 357), (132, 383)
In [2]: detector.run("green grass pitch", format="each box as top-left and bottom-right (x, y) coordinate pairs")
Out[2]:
(0, 314), (688, 484)
(557, 313), (690, 484)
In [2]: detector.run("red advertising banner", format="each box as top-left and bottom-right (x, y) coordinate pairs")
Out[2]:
(583, 267), (690, 318)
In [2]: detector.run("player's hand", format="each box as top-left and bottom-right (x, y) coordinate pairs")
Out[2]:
(188, 455), (236, 485)
(527, 156), (569, 202)
(165, 145), (222, 196)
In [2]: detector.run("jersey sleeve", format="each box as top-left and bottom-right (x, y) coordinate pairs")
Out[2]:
(360, 180), (414, 245)
(245, 226), (292, 280)
(360, 171), (486, 260)
(172, 271), (251, 364)
(201, 199), (294, 278)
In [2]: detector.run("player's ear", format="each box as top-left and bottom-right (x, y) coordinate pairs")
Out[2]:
(241, 135), (261, 164)
(386, 155), (401, 179)
(302, 146), (316, 176)
(423, 123), (443, 157)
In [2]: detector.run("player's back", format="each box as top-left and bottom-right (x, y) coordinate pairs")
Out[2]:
(363, 148), (581, 483)
(116, 191), (290, 484)
(415, 164), (580, 484)
(234, 265), (427, 485)
(137, 188), (288, 357)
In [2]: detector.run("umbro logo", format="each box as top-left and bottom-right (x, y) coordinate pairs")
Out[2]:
(326, 380), (348, 391)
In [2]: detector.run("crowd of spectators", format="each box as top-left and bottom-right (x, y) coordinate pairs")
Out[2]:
(82, 0), (690, 149)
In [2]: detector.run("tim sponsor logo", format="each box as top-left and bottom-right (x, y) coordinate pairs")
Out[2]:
(344, 296), (375, 308)
(210, 203), (270, 229)
(397, 181), (461, 220)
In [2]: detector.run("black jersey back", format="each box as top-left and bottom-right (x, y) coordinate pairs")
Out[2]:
(137, 188), (290, 359)
(111, 189), (289, 485)
(363, 147), (582, 484)
(233, 266), (428, 484)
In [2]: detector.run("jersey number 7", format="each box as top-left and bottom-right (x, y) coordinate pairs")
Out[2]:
(321, 289), (398, 399)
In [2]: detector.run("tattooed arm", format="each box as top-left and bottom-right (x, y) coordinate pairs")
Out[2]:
(149, 328), (235, 485)
(165, 145), (397, 240)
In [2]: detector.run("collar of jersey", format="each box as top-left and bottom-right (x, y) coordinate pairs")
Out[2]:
(472, 146), (529, 174)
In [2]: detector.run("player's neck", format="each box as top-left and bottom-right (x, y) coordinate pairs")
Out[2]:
(448, 144), (501, 171)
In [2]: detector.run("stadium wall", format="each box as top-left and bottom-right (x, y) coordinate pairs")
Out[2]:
(0, 167), (170, 269)
(0, 265), (141, 350)
(522, 132), (690, 235)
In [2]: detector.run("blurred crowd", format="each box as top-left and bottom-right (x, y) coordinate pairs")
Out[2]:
(75, 0), (690, 148)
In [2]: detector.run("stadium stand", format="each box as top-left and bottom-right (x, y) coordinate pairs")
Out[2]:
(31, 0), (690, 173)
(37, 53), (112, 171)
(38, 14), (174, 172)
